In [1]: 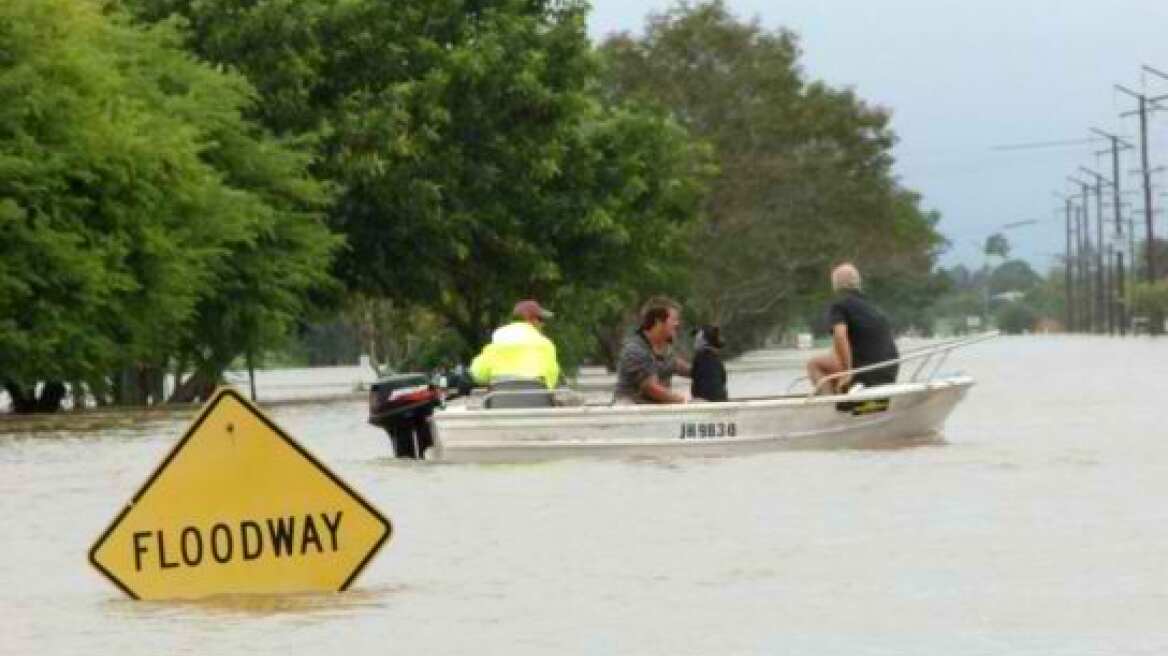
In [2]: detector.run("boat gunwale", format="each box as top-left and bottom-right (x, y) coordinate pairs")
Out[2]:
(436, 376), (974, 423)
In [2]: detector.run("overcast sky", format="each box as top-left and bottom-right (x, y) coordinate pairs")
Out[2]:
(587, 0), (1168, 270)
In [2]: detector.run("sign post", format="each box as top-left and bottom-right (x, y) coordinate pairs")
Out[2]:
(89, 388), (391, 600)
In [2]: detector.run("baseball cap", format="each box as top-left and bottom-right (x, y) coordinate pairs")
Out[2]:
(513, 299), (554, 321)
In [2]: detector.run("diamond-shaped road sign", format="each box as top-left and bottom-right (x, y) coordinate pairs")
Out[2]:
(89, 388), (391, 600)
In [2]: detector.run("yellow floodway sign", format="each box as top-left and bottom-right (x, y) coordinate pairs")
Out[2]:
(89, 388), (391, 600)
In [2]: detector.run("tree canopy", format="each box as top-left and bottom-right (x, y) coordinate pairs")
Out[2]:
(122, 0), (711, 364)
(984, 233), (1011, 259)
(0, 0), (336, 410)
(599, 1), (946, 343)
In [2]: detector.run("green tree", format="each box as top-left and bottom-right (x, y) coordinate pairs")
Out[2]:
(994, 301), (1037, 335)
(866, 264), (952, 335)
(125, 0), (710, 368)
(988, 259), (1041, 296)
(1126, 238), (1168, 335)
(1129, 238), (1168, 282)
(1027, 264), (1068, 327)
(599, 1), (944, 347)
(1129, 281), (1168, 324)
(984, 233), (1010, 259)
(0, 0), (336, 412)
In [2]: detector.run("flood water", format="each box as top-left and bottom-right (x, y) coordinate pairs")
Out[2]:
(3, 336), (1167, 655)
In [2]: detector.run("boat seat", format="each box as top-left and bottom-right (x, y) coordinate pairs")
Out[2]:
(483, 378), (554, 409)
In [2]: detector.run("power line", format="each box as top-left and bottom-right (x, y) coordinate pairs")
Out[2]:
(990, 137), (1097, 152)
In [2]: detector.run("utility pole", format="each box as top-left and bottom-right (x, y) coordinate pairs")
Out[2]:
(1116, 76), (1167, 283)
(1077, 205), (1089, 331)
(1069, 204), (1085, 332)
(1064, 197), (1076, 331)
(1080, 167), (1110, 333)
(1068, 177), (1093, 331)
(1092, 128), (1134, 334)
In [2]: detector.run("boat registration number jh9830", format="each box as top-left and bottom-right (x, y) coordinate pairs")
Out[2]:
(678, 422), (737, 439)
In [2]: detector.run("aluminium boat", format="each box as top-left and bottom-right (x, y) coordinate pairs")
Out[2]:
(367, 333), (994, 463)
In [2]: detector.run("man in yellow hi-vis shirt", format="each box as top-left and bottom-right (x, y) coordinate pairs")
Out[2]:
(470, 299), (560, 389)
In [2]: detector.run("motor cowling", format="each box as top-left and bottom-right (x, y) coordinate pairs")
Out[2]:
(368, 373), (443, 459)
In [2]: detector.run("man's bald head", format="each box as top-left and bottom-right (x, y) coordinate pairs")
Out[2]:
(831, 263), (861, 292)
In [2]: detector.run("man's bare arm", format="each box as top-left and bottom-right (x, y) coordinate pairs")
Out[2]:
(832, 323), (852, 390)
(673, 356), (692, 378)
(640, 375), (686, 403)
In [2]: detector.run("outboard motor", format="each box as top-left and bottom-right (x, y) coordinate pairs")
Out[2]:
(367, 373), (443, 459)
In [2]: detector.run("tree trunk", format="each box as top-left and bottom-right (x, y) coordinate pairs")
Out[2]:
(3, 380), (66, 414)
(113, 367), (144, 405)
(4, 381), (34, 413)
(171, 356), (188, 402)
(142, 364), (166, 405)
(169, 370), (217, 404)
(70, 381), (86, 411)
(36, 382), (66, 412)
(168, 351), (232, 404)
(89, 375), (112, 406)
(362, 300), (383, 374)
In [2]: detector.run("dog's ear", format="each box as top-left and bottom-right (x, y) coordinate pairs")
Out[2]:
(706, 325), (723, 347)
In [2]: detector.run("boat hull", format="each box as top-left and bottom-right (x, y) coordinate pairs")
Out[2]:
(429, 377), (973, 463)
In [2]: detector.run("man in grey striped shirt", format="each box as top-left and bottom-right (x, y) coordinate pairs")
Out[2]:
(614, 296), (692, 404)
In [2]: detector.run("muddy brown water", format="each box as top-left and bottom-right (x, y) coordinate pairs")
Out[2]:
(2, 336), (1166, 654)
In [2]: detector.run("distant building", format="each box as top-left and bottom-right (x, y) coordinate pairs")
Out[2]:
(991, 290), (1026, 303)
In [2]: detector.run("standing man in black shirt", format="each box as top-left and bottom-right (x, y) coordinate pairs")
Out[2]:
(806, 263), (899, 394)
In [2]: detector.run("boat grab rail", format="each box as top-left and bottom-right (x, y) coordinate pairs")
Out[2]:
(786, 331), (999, 398)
